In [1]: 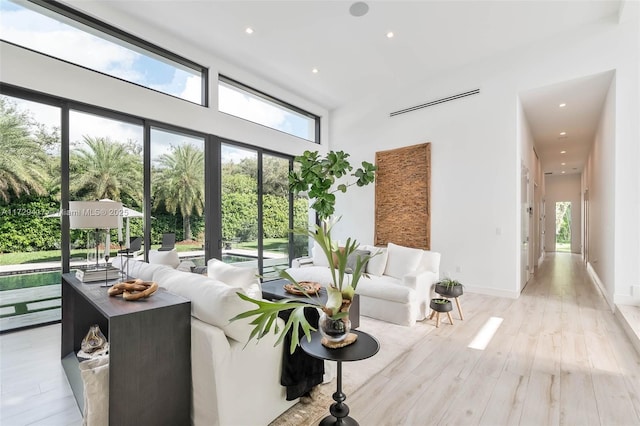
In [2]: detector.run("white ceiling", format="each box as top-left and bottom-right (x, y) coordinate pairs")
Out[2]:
(69, 0), (622, 173)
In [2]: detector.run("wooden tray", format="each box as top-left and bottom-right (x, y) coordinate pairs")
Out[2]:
(283, 281), (322, 295)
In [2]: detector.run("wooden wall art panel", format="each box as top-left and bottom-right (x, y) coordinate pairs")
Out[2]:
(374, 143), (431, 249)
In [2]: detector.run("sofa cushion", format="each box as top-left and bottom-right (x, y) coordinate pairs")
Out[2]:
(356, 276), (414, 304)
(155, 268), (255, 342)
(311, 241), (330, 267)
(286, 266), (334, 286)
(361, 245), (388, 276)
(207, 258), (261, 299)
(346, 249), (370, 273)
(148, 249), (180, 269)
(384, 243), (424, 279)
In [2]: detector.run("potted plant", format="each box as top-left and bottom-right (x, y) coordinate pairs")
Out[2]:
(434, 277), (464, 298)
(231, 217), (375, 353)
(288, 150), (376, 220)
(231, 150), (377, 353)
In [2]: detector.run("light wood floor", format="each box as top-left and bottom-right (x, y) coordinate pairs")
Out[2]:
(1, 253), (639, 425)
(343, 253), (640, 426)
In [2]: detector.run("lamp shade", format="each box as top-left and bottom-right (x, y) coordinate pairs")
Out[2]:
(69, 201), (122, 229)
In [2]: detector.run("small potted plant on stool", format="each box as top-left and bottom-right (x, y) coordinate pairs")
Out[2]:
(429, 298), (453, 327)
(434, 277), (464, 320)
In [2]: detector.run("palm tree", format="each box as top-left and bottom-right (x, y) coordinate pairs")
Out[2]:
(70, 136), (142, 202)
(152, 144), (204, 241)
(0, 97), (48, 202)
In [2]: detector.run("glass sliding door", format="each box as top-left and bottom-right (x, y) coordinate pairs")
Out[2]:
(221, 144), (259, 269)
(0, 95), (61, 331)
(69, 110), (143, 264)
(261, 154), (291, 279)
(150, 127), (206, 266)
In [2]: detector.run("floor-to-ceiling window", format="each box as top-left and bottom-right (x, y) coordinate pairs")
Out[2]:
(0, 94), (61, 332)
(555, 201), (571, 252)
(69, 109), (144, 261)
(150, 127), (206, 266)
(221, 143), (259, 269)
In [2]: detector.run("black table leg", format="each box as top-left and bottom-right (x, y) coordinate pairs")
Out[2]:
(320, 361), (358, 426)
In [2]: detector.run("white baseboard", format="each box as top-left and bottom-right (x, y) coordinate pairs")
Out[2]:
(464, 286), (519, 299)
(586, 262), (615, 311)
(614, 294), (640, 306)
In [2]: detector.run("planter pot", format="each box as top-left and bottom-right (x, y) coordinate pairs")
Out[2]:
(319, 311), (351, 343)
(435, 283), (464, 298)
(429, 298), (453, 312)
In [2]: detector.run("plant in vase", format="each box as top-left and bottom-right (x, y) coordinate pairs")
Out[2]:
(231, 217), (376, 353)
(231, 150), (377, 353)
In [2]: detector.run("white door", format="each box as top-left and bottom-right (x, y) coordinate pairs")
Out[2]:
(521, 165), (530, 290)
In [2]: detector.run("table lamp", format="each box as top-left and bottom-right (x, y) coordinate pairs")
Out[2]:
(69, 200), (122, 270)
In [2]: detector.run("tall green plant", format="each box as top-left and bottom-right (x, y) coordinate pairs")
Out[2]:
(288, 150), (376, 220)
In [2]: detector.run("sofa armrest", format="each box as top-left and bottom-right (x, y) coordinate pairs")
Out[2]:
(403, 270), (438, 298)
(291, 256), (314, 268)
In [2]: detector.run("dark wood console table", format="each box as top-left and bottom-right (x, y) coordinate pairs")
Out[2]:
(61, 273), (191, 425)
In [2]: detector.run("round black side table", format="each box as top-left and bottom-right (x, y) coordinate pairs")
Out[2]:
(300, 329), (380, 426)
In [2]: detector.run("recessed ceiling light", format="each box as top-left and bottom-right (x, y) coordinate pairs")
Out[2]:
(386, 31), (394, 38)
(245, 27), (254, 34)
(561, 150), (567, 154)
(561, 162), (566, 165)
(559, 103), (566, 108)
(311, 68), (319, 74)
(562, 171), (566, 174)
(560, 131), (566, 136)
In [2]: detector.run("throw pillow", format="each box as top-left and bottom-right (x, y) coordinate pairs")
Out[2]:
(311, 241), (330, 267)
(207, 258), (261, 299)
(384, 242), (424, 279)
(345, 249), (371, 274)
(362, 245), (388, 276)
(148, 249), (180, 269)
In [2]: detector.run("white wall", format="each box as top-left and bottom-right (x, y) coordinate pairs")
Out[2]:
(330, 11), (639, 300)
(544, 175), (582, 254)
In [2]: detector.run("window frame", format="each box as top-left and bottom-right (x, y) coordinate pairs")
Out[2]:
(3, 0), (209, 106)
(218, 75), (320, 143)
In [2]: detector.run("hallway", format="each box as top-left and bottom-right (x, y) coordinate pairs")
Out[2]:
(344, 252), (640, 425)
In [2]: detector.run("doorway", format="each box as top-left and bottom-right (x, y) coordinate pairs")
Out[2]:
(555, 201), (572, 252)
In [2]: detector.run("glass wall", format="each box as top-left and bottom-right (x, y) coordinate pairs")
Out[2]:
(68, 110), (143, 266)
(150, 127), (206, 266)
(0, 94), (61, 332)
(261, 154), (291, 279)
(221, 143), (259, 269)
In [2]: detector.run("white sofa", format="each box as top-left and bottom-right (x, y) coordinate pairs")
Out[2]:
(286, 242), (441, 326)
(113, 257), (296, 426)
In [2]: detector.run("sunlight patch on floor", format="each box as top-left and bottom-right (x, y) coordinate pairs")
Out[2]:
(468, 316), (503, 350)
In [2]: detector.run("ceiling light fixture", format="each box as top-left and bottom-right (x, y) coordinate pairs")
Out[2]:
(560, 131), (566, 136)
(559, 103), (566, 108)
(312, 68), (319, 74)
(386, 31), (394, 38)
(562, 171), (566, 174)
(245, 27), (254, 34)
(349, 1), (369, 17)
(561, 150), (567, 154)
(561, 162), (566, 165)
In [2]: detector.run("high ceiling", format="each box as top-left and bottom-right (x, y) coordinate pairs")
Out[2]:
(68, 0), (623, 173)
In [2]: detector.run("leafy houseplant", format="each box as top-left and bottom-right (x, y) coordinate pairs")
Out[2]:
(231, 218), (375, 353)
(288, 150), (376, 220)
(231, 150), (377, 353)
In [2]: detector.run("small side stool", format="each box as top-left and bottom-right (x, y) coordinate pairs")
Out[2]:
(429, 298), (454, 327)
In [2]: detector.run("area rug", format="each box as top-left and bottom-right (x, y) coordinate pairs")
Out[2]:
(269, 316), (436, 426)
